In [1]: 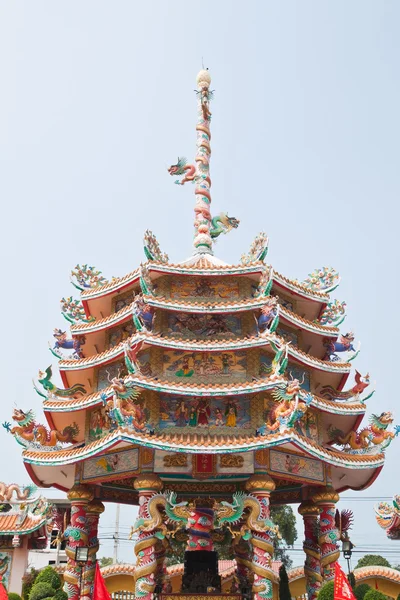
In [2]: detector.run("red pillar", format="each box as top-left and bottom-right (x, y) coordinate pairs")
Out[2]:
(245, 474), (276, 600)
(81, 500), (105, 600)
(298, 501), (322, 600)
(133, 474), (164, 600)
(312, 488), (340, 581)
(64, 485), (94, 600)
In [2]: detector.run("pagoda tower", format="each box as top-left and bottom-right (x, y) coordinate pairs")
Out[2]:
(7, 70), (398, 600)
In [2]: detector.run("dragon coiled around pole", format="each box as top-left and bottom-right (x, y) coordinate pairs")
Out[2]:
(298, 504), (322, 600)
(168, 70), (239, 254)
(216, 491), (278, 600)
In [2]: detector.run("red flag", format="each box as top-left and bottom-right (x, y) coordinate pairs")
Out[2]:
(0, 576), (8, 600)
(93, 562), (112, 600)
(334, 563), (356, 600)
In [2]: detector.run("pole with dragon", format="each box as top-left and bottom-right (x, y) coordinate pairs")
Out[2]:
(168, 69), (239, 253)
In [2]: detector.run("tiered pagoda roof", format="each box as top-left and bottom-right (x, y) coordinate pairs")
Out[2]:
(9, 69), (397, 505)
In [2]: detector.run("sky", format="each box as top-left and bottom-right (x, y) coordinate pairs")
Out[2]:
(0, 0), (400, 567)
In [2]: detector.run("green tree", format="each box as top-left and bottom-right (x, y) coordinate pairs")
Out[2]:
(34, 568), (61, 590)
(363, 590), (388, 600)
(99, 557), (114, 567)
(356, 555), (391, 569)
(354, 584), (372, 600)
(270, 505), (298, 569)
(22, 569), (39, 600)
(28, 567), (64, 600)
(8, 593), (22, 600)
(318, 581), (334, 600)
(278, 564), (291, 600)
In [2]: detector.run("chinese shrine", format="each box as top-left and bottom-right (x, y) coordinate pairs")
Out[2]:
(375, 495), (400, 540)
(0, 483), (53, 594)
(7, 69), (398, 600)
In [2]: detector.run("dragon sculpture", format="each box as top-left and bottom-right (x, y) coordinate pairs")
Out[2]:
(139, 264), (155, 297)
(320, 370), (375, 403)
(257, 378), (311, 435)
(329, 412), (398, 451)
(34, 366), (86, 399)
(106, 376), (150, 432)
(3, 408), (79, 448)
(0, 482), (37, 502)
(60, 297), (95, 324)
(375, 495), (400, 540)
(124, 341), (144, 375)
(168, 70), (239, 252)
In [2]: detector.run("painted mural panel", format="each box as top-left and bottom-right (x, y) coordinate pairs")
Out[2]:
(269, 449), (325, 483)
(88, 408), (111, 441)
(167, 312), (241, 338)
(108, 321), (135, 348)
(276, 326), (298, 346)
(163, 350), (247, 381)
(170, 278), (239, 300)
(81, 448), (140, 482)
(159, 395), (251, 431)
(0, 552), (12, 589)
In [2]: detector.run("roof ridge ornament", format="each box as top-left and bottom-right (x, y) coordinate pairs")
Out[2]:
(168, 69), (239, 255)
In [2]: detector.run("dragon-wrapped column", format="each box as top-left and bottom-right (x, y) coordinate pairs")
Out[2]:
(133, 474), (164, 600)
(298, 502), (322, 600)
(186, 501), (215, 551)
(245, 474), (276, 600)
(64, 485), (94, 600)
(312, 488), (340, 581)
(81, 500), (105, 599)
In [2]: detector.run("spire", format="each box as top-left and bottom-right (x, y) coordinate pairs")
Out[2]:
(193, 69), (213, 254)
(168, 69), (239, 257)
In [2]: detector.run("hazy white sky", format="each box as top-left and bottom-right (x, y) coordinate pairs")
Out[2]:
(0, 0), (399, 566)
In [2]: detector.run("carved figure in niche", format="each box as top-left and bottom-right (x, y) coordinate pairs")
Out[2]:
(194, 279), (215, 297)
(189, 407), (198, 427)
(89, 409), (110, 440)
(197, 398), (211, 426)
(175, 400), (189, 427)
(225, 400), (238, 427)
(215, 408), (224, 426)
(221, 353), (233, 375)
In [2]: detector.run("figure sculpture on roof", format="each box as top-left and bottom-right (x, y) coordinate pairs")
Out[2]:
(51, 328), (85, 359)
(320, 371), (374, 403)
(323, 332), (360, 362)
(132, 294), (154, 332)
(254, 267), (273, 298)
(260, 339), (289, 380)
(34, 366), (86, 398)
(255, 297), (280, 334)
(143, 230), (169, 263)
